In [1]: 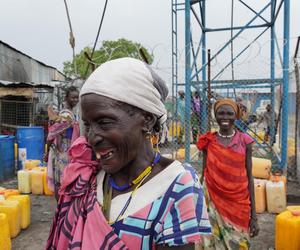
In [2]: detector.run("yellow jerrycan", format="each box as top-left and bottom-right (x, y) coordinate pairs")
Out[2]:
(252, 157), (271, 179)
(0, 213), (11, 250)
(0, 200), (21, 238)
(42, 168), (54, 196)
(276, 206), (300, 250)
(266, 180), (286, 213)
(254, 179), (266, 213)
(18, 169), (31, 194)
(30, 169), (44, 195)
(7, 195), (30, 229)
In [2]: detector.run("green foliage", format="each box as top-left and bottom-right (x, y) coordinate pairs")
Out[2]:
(63, 38), (153, 79)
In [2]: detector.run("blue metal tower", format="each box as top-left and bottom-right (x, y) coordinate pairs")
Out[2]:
(171, 0), (290, 167)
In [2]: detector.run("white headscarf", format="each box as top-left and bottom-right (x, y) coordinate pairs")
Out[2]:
(80, 57), (168, 126)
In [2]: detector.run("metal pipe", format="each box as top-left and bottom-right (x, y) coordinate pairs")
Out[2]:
(185, 0), (191, 162)
(280, 0), (290, 168)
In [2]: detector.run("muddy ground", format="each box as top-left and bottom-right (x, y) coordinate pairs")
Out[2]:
(1, 178), (299, 250)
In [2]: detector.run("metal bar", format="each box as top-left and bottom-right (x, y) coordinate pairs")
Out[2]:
(294, 36), (300, 58)
(280, 0), (290, 168)
(191, 35), (203, 75)
(274, 31), (284, 66)
(201, 0), (207, 134)
(191, 5), (204, 30)
(238, 0), (269, 23)
(199, 0), (204, 26)
(173, 2), (185, 6)
(171, 0), (179, 150)
(272, 0), (278, 19)
(184, 0), (191, 162)
(190, 34), (200, 82)
(191, 1), (271, 80)
(212, 27), (269, 81)
(210, 84), (273, 89)
(207, 49), (212, 131)
(205, 23), (270, 32)
(294, 38), (300, 171)
(270, 0), (276, 145)
(191, 78), (283, 85)
(273, 0), (284, 24)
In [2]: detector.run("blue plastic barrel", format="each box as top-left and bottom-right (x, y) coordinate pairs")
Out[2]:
(0, 135), (15, 181)
(16, 126), (44, 170)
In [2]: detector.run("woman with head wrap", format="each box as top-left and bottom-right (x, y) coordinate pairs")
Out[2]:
(197, 98), (259, 249)
(46, 58), (211, 250)
(46, 86), (80, 200)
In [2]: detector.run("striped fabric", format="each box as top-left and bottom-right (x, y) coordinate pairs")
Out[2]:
(46, 137), (128, 250)
(46, 137), (211, 249)
(197, 132), (251, 231)
(112, 165), (211, 249)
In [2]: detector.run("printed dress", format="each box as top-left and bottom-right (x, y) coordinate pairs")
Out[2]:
(96, 161), (212, 249)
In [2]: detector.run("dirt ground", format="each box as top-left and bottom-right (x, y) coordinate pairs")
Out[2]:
(1, 177), (299, 250)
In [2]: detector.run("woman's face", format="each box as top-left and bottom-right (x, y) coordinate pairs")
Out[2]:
(66, 91), (79, 108)
(215, 104), (237, 130)
(81, 94), (145, 174)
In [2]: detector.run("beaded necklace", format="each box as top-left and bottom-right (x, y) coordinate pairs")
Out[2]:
(108, 152), (161, 191)
(103, 152), (161, 223)
(217, 130), (236, 139)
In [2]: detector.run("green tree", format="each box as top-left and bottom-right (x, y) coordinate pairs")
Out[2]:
(63, 38), (153, 79)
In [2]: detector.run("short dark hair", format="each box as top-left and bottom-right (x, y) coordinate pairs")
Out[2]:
(65, 86), (79, 98)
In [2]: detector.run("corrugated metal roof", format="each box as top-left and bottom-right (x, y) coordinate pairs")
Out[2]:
(0, 40), (67, 78)
(0, 79), (57, 88)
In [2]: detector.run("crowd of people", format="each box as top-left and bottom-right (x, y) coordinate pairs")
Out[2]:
(44, 57), (262, 250)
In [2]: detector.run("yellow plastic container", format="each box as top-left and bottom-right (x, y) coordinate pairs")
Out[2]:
(42, 168), (54, 196)
(175, 144), (198, 161)
(0, 200), (21, 238)
(168, 122), (181, 137)
(30, 169), (44, 195)
(18, 170), (31, 194)
(24, 159), (41, 170)
(252, 157), (271, 179)
(0, 213), (11, 250)
(7, 195), (30, 229)
(254, 179), (266, 213)
(266, 180), (286, 213)
(276, 206), (300, 250)
(269, 173), (287, 190)
(0, 189), (20, 199)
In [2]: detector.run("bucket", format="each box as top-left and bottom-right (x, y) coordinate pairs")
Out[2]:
(16, 127), (44, 170)
(0, 135), (15, 181)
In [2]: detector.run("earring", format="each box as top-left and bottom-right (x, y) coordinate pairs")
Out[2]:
(145, 130), (152, 139)
(153, 132), (160, 152)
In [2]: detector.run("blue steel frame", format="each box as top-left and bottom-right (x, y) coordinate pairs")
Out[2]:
(171, 0), (290, 167)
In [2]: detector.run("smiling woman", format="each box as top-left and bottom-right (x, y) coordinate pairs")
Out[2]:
(46, 57), (211, 250)
(197, 98), (259, 250)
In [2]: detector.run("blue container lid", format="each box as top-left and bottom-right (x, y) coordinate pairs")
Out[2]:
(0, 135), (15, 140)
(17, 126), (44, 130)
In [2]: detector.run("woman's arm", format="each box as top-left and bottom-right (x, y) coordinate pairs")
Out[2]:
(245, 144), (259, 237)
(200, 150), (207, 184)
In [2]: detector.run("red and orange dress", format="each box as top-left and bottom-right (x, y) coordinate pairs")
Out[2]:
(197, 130), (254, 250)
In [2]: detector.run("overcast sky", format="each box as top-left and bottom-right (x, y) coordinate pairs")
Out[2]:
(0, 0), (299, 85)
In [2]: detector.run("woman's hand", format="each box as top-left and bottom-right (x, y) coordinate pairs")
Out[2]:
(249, 217), (259, 237)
